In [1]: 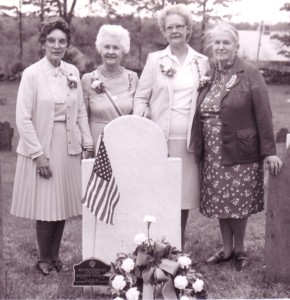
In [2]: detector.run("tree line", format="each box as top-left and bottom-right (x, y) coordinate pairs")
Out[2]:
(0, 0), (289, 80)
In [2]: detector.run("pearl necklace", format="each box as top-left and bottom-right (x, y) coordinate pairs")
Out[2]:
(98, 65), (124, 79)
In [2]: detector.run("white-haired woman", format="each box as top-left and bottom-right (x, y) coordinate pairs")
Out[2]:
(133, 5), (209, 249)
(189, 22), (282, 271)
(81, 24), (138, 149)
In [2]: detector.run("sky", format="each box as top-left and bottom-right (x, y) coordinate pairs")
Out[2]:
(0, 0), (289, 24)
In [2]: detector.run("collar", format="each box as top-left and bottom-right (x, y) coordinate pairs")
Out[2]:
(161, 45), (205, 63)
(43, 56), (66, 76)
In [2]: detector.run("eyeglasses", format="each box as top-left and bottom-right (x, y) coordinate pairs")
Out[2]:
(45, 37), (68, 47)
(165, 24), (186, 33)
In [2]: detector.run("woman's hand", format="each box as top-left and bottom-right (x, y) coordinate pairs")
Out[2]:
(82, 149), (95, 159)
(134, 106), (151, 118)
(264, 155), (283, 176)
(35, 154), (52, 179)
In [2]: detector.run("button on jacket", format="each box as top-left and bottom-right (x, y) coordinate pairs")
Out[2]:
(189, 56), (276, 165)
(16, 57), (93, 159)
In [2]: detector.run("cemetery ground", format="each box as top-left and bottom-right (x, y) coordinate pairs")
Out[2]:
(1, 80), (290, 299)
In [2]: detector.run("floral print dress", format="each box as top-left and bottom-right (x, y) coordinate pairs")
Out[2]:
(199, 67), (264, 219)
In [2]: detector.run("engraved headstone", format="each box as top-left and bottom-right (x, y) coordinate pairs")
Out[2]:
(82, 115), (182, 264)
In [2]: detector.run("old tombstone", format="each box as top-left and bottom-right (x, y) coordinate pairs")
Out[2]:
(276, 127), (289, 143)
(0, 121), (14, 151)
(81, 115), (182, 266)
(265, 146), (290, 282)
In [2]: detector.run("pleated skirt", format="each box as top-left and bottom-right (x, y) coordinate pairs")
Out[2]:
(11, 122), (82, 221)
(168, 139), (200, 210)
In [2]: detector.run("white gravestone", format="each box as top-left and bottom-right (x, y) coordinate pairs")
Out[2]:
(82, 115), (182, 264)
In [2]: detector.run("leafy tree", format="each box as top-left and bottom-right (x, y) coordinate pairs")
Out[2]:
(271, 2), (290, 58)
(193, 0), (240, 52)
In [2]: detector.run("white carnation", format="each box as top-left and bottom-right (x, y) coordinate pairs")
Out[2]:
(121, 258), (135, 273)
(133, 233), (147, 245)
(143, 215), (156, 223)
(174, 275), (188, 290)
(111, 275), (126, 291)
(178, 256), (192, 269)
(91, 79), (102, 89)
(125, 287), (140, 300)
(192, 278), (204, 292)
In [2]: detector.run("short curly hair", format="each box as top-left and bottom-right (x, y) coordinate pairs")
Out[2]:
(38, 17), (71, 46)
(157, 4), (193, 40)
(95, 24), (130, 54)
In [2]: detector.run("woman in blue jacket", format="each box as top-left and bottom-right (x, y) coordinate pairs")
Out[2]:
(189, 22), (282, 271)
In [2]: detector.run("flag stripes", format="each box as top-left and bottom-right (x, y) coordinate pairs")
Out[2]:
(82, 136), (120, 225)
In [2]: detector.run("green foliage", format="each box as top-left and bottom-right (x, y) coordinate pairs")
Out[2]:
(271, 2), (290, 58)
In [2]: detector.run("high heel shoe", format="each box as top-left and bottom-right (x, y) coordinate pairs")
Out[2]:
(206, 250), (235, 264)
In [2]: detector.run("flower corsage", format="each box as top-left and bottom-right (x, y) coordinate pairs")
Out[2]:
(67, 73), (78, 89)
(198, 75), (211, 92)
(91, 77), (105, 94)
(160, 57), (176, 77)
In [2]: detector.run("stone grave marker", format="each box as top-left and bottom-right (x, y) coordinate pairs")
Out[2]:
(265, 146), (290, 282)
(81, 115), (182, 265)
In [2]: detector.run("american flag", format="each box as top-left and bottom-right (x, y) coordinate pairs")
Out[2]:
(82, 135), (120, 225)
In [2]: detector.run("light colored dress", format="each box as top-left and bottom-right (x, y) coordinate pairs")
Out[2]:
(81, 67), (139, 150)
(11, 57), (93, 221)
(199, 67), (264, 218)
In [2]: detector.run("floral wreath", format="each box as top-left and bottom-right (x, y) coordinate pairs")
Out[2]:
(109, 215), (207, 300)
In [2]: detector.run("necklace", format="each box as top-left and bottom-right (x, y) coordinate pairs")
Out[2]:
(98, 65), (124, 79)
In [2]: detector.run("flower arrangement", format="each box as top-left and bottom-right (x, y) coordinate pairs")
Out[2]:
(67, 73), (78, 88)
(160, 57), (176, 77)
(109, 215), (206, 300)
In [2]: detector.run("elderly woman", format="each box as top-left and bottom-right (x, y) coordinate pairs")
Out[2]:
(133, 4), (208, 248)
(11, 17), (93, 276)
(81, 24), (138, 149)
(190, 22), (282, 271)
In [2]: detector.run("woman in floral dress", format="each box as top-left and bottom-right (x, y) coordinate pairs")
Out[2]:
(133, 4), (209, 248)
(189, 23), (282, 271)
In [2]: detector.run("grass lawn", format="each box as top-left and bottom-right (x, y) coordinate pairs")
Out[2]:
(1, 80), (290, 299)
